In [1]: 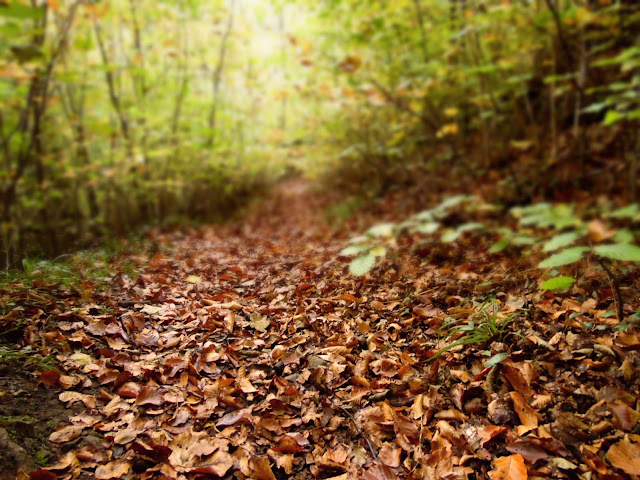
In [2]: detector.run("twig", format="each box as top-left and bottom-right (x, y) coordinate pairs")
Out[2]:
(323, 395), (378, 460)
(595, 256), (624, 323)
(336, 403), (379, 460)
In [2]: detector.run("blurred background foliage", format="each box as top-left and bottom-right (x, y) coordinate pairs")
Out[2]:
(1, 0), (639, 268)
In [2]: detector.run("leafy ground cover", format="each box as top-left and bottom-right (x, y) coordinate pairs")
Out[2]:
(2, 179), (640, 479)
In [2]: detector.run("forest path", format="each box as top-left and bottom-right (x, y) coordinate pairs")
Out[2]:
(40, 177), (420, 479)
(19, 178), (640, 479)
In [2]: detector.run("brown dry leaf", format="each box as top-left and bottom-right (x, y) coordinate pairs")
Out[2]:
(216, 407), (254, 427)
(588, 219), (616, 242)
(509, 391), (539, 429)
(272, 435), (305, 454)
(135, 386), (165, 407)
(26, 470), (57, 480)
(37, 369), (61, 387)
(190, 450), (234, 477)
(236, 366), (258, 393)
(379, 442), (402, 467)
(502, 361), (535, 398)
(607, 436), (640, 474)
(58, 391), (96, 408)
(363, 462), (399, 480)
(462, 424), (508, 451)
(488, 454), (527, 480)
(249, 312), (270, 332)
(49, 425), (85, 443)
(168, 429), (225, 471)
(95, 460), (131, 480)
(113, 428), (138, 445)
(608, 401), (640, 431)
(251, 456), (277, 480)
(370, 358), (400, 377)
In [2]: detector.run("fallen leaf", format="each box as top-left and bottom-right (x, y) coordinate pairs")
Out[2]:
(38, 369), (60, 387)
(489, 454), (527, 480)
(272, 435), (305, 454)
(251, 456), (277, 480)
(607, 436), (640, 474)
(216, 407), (254, 427)
(95, 460), (131, 480)
(249, 313), (270, 332)
(509, 391), (539, 430)
(49, 425), (85, 443)
(27, 471), (57, 480)
(135, 386), (165, 407)
(190, 450), (234, 476)
(363, 462), (399, 480)
(59, 391), (96, 409)
(379, 442), (402, 467)
(588, 219), (616, 243)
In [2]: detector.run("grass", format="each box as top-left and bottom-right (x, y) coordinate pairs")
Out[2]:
(0, 346), (59, 371)
(428, 298), (524, 362)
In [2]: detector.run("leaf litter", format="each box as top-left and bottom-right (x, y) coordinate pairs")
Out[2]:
(6, 180), (640, 479)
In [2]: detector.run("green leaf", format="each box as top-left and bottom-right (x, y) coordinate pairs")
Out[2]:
(340, 244), (370, 256)
(457, 222), (484, 232)
(614, 229), (634, 244)
(369, 245), (387, 258)
(489, 238), (509, 253)
(603, 109), (623, 126)
(441, 229), (460, 243)
(366, 223), (395, 238)
(416, 222), (440, 234)
(610, 204), (639, 219)
(594, 243), (640, 262)
(540, 276), (576, 291)
(438, 194), (472, 210)
(512, 235), (537, 246)
(349, 253), (376, 276)
(542, 232), (580, 252)
(538, 247), (589, 268)
(484, 352), (509, 368)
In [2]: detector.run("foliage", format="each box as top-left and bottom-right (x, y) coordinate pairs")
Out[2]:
(429, 298), (522, 362)
(0, 0), (316, 267)
(311, 0), (640, 205)
(343, 197), (640, 321)
(340, 195), (477, 275)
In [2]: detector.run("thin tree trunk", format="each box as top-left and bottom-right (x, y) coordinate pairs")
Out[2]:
(207, 0), (234, 148)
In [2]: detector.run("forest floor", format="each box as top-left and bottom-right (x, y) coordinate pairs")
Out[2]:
(2, 178), (640, 480)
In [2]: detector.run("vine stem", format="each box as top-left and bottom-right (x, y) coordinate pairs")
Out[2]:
(594, 255), (624, 323)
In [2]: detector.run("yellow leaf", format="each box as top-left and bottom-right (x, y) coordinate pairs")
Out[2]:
(186, 275), (202, 283)
(444, 107), (459, 118)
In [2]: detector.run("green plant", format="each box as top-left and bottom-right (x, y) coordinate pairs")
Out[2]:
(503, 203), (640, 320)
(0, 346), (58, 371)
(427, 298), (522, 362)
(340, 195), (480, 275)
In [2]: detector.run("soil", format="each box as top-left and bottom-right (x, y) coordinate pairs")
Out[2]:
(0, 360), (84, 478)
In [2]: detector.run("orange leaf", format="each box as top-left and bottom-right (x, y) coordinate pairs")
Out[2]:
(489, 454), (528, 480)
(509, 392), (539, 429)
(607, 436), (640, 474)
(38, 369), (61, 387)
